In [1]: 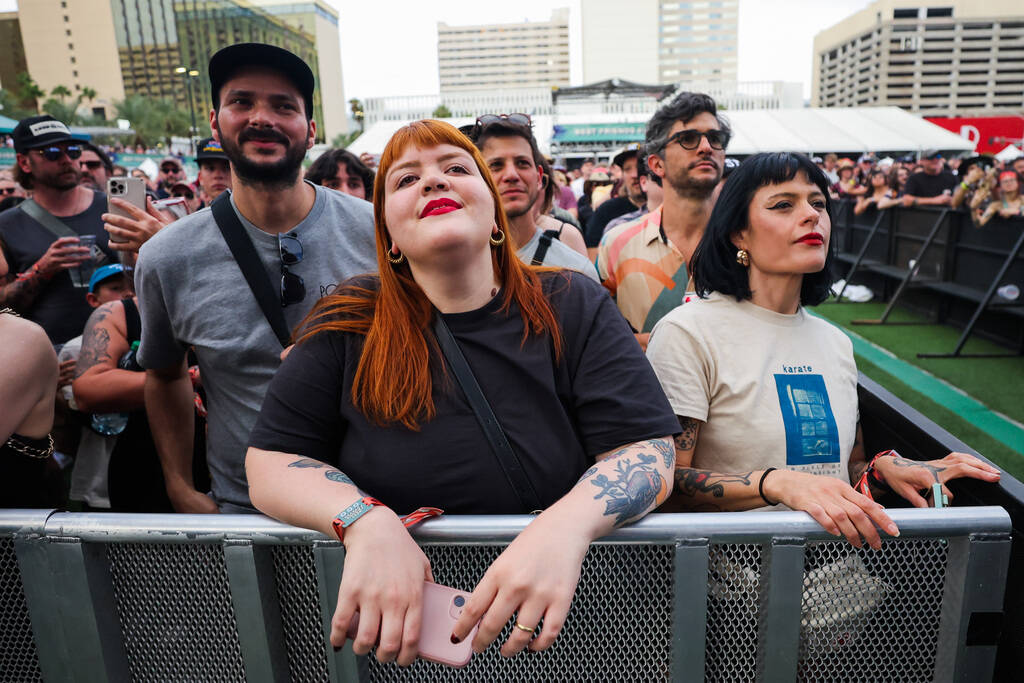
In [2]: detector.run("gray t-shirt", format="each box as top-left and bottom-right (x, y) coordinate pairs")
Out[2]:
(516, 228), (600, 282)
(135, 183), (376, 510)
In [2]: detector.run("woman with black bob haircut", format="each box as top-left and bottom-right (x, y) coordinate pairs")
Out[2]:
(691, 152), (836, 306)
(646, 151), (999, 549)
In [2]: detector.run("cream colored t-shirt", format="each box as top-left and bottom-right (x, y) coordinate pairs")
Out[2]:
(646, 293), (859, 507)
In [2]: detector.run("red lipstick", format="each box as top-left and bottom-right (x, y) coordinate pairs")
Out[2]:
(797, 232), (824, 246)
(420, 198), (461, 218)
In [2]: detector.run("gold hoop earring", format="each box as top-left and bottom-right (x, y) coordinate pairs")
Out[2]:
(736, 249), (750, 267)
(387, 246), (405, 265)
(490, 230), (506, 247)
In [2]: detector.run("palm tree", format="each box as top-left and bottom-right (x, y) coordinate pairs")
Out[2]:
(14, 73), (45, 112)
(50, 84), (73, 102)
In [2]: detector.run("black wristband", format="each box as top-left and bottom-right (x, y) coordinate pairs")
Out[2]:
(759, 467), (777, 506)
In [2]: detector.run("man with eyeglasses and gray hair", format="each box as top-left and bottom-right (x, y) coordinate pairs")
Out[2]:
(0, 114), (116, 345)
(134, 43), (375, 513)
(597, 92), (729, 350)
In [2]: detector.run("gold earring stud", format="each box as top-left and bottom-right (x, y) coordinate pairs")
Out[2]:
(736, 249), (750, 267)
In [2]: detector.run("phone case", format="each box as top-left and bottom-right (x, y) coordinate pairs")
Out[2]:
(344, 581), (478, 668)
(106, 177), (148, 242)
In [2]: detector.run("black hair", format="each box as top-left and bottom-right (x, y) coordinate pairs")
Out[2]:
(305, 148), (375, 196)
(646, 91), (731, 156)
(690, 152), (836, 307)
(471, 120), (544, 169)
(81, 141), (113, 173)
(637, 147), (662, 187)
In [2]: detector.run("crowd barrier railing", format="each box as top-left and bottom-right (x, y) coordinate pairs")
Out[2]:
(0, 507), (1011, 682)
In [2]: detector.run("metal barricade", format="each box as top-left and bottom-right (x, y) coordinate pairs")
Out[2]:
(0, 508), (1011, 682)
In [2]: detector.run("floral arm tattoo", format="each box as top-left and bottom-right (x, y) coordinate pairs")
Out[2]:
(577, 438), (672, 527)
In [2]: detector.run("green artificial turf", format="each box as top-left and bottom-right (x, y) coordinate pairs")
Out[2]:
(810, 301), (1024, 480)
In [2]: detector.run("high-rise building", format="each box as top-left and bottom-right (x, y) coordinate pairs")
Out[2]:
(10, 0), (347, 141)
(812, 0), (1024, 115)
(581, 0), (739, 85)
(438, 9), (570, 93)
(246, 0), (348, 139)
(0, 12), (29, 99)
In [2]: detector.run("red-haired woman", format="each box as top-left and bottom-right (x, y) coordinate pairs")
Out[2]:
(245, 120), (677, 666)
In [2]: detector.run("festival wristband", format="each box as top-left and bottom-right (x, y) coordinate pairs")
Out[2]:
(855, 450), (899, 500)
(331, 497), (442, 543)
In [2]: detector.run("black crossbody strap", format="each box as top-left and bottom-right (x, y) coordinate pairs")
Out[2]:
(210, 194), (291, 347)
(530, 229), (561, 266)
(432, 313), (543, 512)
(19, 198), (78, 239)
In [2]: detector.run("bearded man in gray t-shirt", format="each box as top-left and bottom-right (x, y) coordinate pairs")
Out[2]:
(135, 44), (376, 513)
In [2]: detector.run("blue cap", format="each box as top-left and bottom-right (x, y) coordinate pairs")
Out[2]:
(88, 263), (131, 293)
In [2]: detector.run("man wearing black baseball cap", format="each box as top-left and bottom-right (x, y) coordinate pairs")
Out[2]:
(195, 137), (232, 203)
(0, 114), (115, 344)
(134, 43), (376, 514)
(902, 149), (957, 207)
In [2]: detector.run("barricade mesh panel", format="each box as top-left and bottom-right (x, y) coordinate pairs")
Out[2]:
(797, 539), (948, 682)
(367, 543), (675, 682)
(273, 545), (330, 683)
(0, 538), (42, 682)
(107, 543), (246, 682)
(704, 543), (762, 683)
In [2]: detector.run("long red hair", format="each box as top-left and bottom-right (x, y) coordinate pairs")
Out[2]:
(297, 119), (563, 430)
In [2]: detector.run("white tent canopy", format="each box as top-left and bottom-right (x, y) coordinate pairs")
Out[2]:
(346, 107), (975, 159)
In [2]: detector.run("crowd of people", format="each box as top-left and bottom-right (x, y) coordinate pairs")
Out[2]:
(0, 42), (1006, 663)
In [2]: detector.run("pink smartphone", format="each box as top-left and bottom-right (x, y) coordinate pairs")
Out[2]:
(345, 581), (479, 668)
(106, 177), (147, 242)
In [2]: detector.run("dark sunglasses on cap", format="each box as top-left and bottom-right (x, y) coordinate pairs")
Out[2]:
(33, 145), (82, 161)
(462, 113), (532, 141)
(665, 129), (730, 151)
(278, 233), (305, 306)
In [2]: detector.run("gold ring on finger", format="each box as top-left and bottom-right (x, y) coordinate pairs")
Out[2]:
(513, 621), (535, 633)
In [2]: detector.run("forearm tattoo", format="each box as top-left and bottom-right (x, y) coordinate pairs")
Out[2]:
(674, 468), (753, 500)
(580, 439), (671, 527)
(0, 271), (45, 314)
(674, 417), (698, 452)
(287, 458), (328, 469)
(75, 305), (114, 378)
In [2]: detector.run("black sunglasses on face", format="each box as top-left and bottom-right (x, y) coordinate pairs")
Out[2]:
(0, 187), (16, 195)
(666, 129), (730, 151)
(172, 190), (195, 200)
(33, 145), (82, 161)
(82, 160), (104, 170)
(278, 233), (305, 306)
(161, 165), (181, 173)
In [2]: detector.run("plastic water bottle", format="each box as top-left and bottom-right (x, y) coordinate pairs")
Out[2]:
(89, 341), (141, 436)
(997, 284), (1020, 301)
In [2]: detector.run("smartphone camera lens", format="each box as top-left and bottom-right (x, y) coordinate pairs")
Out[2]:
(453, 595), (465, 607)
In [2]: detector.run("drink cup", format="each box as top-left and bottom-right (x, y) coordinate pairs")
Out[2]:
(70, 234), (97, 288)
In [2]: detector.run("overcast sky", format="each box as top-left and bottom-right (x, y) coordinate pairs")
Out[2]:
(1, 0), (874, 101)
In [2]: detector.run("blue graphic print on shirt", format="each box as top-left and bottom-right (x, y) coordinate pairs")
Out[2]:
(774, 374), (840, 466)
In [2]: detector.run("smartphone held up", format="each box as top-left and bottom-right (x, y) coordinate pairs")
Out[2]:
(106, 176), (148, 243)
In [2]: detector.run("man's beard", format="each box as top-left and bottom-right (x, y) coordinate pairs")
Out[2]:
(219, 124), (308, 191)
(80, 175), (102, 192)
(666, 159), (720, 201)
(502, 185), (540, 220)
(33, 163), (79, 191)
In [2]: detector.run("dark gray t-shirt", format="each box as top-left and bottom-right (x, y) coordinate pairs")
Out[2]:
(135, 183), (376, 510)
